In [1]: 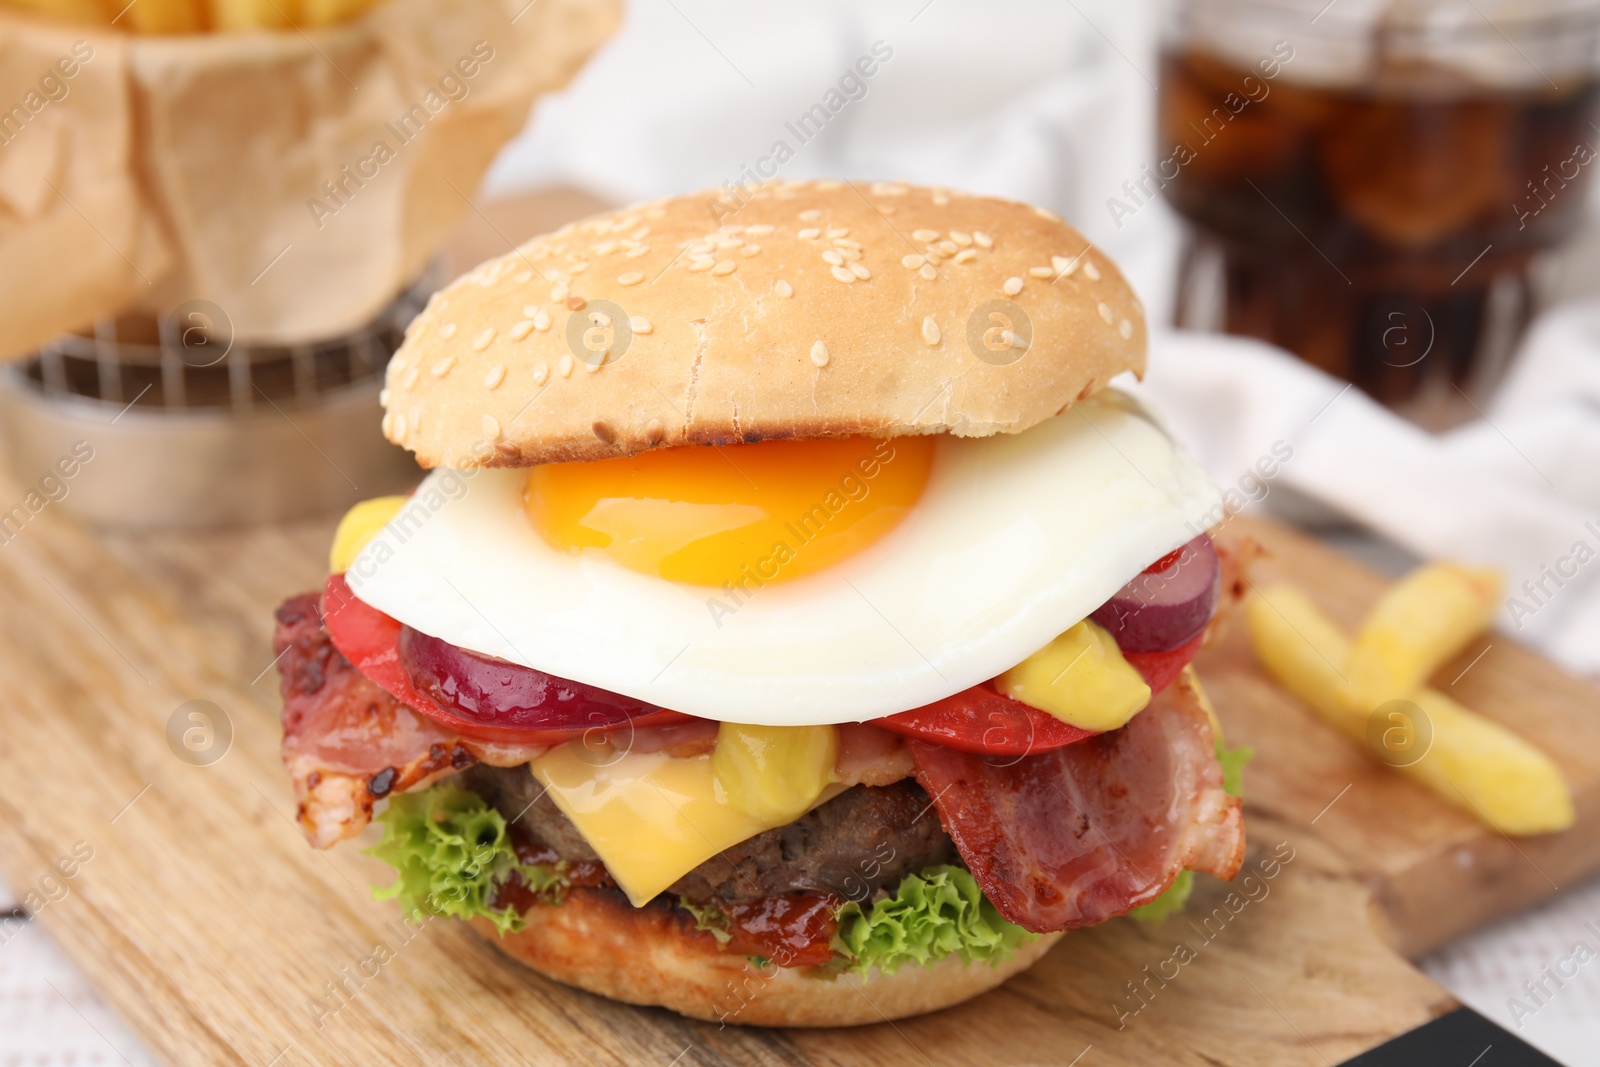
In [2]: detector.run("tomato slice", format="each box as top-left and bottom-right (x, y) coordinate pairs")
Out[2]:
(876, 686), (1096, 756)
(320, 574), (690, 744)
(1124, 631), (1205, 694)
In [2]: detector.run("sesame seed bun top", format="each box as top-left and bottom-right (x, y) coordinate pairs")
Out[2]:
(382, 180), (1147, 469)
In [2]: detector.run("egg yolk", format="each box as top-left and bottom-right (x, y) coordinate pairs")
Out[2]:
(524, 436), (936, 587)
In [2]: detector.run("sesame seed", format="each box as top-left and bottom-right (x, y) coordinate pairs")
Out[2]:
(830, 265), (856, 284)
(392, 413), (407, 439)
(586, 356), (604, 372)
(590, 311), (611, 327)
(936, 240), (958, 256)
(402, 367), (420, 389)
(688, 257), (715, 272)
(1035, 206), (1062, 222)
(1119, 318), (1134, 339)
(645, 418), (665, 445)
(817, 179), (843, 190)
(712, 260), (737, 276)
(482, 414), (502, 439)
(378, 387), (389, 405)
(522, 304), (541, 318)
(881, 204), (897, 215)
(430, 355), (456, 377)
(1098, 301), (1114, 324)
(559, 353), (574, 377)
(1082, 260), (1102, 281)
(974, 231), (993, 249)
(912, 229), (940, 242)
(551, 282), (569, 301)
(625, 246), (650, 258)
(932, 192), (950, 206)
(381, 411), (393, 437)
(921, 317), (940, 345)
(472, 327), (496, 352)
(949, 231), (972, 246)
(630, 316), (653, 334)
(533, 308), (552, 331)
(775, 280), (794, 298)
(826, 227), (849, 239)
(593, 420), (615, 443)
(592, 241), (617, 256)
(438, 322), (458, 339)
(1003, 276), (1024, 296)
(745, 224), (774, 236)
(919, 263), (938, 280)
(1052, 255), (1077, 276)
(618, 272), (644, 286)
(532, 360), (549, 385)
(715, 237), (740, 250)
(849, 261), (871, 279)
(514, 270), (533, 283)
(810, 340), (830, 367)
(565, 295), (586, 310)
(484, 364), (506, 389)
(510, 320), (535, 341)
(1030, 266), (1055, 278)
(902, 254), (925, 269)
(798, 228), (821, 241)
(822, 249), (844, 266)
(799, 209), (822, 221)
(409, 408), (422, 433)
(954, 249), (977, 264)
(569, 261), (589, 273)
(1002, 329), (1022, 348)
(742, 244), (761, 256)
(632, 226), (650, 239)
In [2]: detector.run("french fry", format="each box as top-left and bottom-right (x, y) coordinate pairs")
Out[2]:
(1406, 689), (1574, 836)
(1, 0), (116, 26)
(1245, 584), (1360, 735)
(121, 0), (209, 33)
(1346, 563), (1501, 708)
(298, 0), (372, 28)
(205, 0), (292, 31)
(1246, 583), (1573, 835)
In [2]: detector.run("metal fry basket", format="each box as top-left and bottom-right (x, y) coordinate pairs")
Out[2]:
(0, 274), (435, 530)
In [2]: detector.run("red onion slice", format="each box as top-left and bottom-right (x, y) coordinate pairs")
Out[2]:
(1090, 535), (1220, 653)
(399, 626), (664, 730)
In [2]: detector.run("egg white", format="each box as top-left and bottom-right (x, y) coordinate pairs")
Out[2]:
(345, 390), (1222, 726)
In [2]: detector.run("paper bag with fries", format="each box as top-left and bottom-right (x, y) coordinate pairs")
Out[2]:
(0, 0), (618, 357)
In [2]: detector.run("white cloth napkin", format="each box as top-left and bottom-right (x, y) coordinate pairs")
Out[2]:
(1134, 320), (1600, 679)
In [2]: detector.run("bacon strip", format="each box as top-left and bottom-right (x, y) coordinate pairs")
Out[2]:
(908, 671), (1244, 933)
(274, 594), (547, 847)
(274, 595), (917, 848)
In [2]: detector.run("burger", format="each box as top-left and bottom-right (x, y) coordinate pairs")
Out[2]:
(273, 180), (1249, 1027)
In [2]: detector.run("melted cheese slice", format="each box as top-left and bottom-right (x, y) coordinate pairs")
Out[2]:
(531, 742), (845, 905)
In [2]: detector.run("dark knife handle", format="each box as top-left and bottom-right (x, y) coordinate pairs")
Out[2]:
(1339, 1007), (1564, 1066)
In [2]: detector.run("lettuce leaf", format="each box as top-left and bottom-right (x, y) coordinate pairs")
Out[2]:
(1218, 739), (1254, 798)
(1129, 869), (1194, 924)
(367, 785), (560, 935)
(677, 897), (732, 944)
(833, 866), (1035, 976)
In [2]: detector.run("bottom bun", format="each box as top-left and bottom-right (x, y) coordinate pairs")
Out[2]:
(469, 888), (1062, 1027)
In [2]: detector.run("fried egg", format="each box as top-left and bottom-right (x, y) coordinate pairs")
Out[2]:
(345, 390), (1222, 725)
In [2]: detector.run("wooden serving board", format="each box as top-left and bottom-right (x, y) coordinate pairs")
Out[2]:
(1, 485), (1598, 1064)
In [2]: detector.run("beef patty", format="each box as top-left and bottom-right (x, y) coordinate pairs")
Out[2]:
(459, 764), (958, 903)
